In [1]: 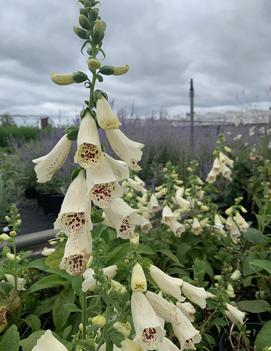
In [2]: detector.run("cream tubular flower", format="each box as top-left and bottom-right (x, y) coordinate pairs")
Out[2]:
(86, 157), (122, 208)
(41, 247), (56, 256)
(131, 292), (166, 350)
(121, 338), (144, 351)
(54, 170), (91, 239)
(175, 195), (191, 212)
(158, 337), (180, 351)
(96, 96), (121, 129)
(162, 205), (174, 225)
(105, 129), (144, 171)
(145, 291), (184, 325)
(169, 220), (186, 237)
(33, 135), (72, 183)
(181, 281), (214, 309)
(131, 263), (147, 292)
(82, 265), (117, 292)
(219, 152), (234, 168)
(172, 321), (202, 351)
(212, 157), (222, 174)
(234, 212), (249, 231)
(127, 178), (146, 193)
(191, 218), (202, 235)
(104, 198), (142, 239)
(32, 330), (68, 351)
(113, 321), (131, 338)
(104, 153), (130, 181)
(149, 265), (185, 302)
(176, 302), (196, 322)
(148, 194), (159, 212)
(74, 112), (102, 168)
(221, 164), (232, 180)
(5, 274), (26, 291)
(206, 168), (217, 183)
(60, 229), (92, 276)
(230, 269), (241, 281)
(225, 303), (245, 326)
(226, 216), (241, 243)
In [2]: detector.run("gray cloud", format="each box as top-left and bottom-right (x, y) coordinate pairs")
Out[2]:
(0, 0), (271, 118)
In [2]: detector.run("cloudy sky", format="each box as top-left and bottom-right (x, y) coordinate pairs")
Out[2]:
(1, 0), (271, 119)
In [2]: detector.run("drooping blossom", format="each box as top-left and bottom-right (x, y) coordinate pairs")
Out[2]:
(54, 170), (91, 239)
(32, 330), (68, 351)
(74, 111), (103, 169)
(181, 281), (214, 309)
(96, 96), (121, 129)
(60, 229), (92, 276)
(87, 157), (122, 208)
(82, 265), (117, 292)
(5, 274), (26, 291)
(131, 292), (166, 350)
(225, 303), (245, 326)
(104, 198), (144, 239)
(105, 129), (144, 171)
(172, 321), (202, 351)
(33, 135), (72, 183)
(104, 153), (130, 181)
(149, 265), (184, 302)
(131, 263), (147, 292)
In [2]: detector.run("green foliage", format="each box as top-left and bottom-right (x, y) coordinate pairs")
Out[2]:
(0, 325), (20, 351)
(0, 126), (36, 148)
(255, 321), (271, 351)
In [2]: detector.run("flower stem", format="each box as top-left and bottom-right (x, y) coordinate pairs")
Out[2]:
(13, 239), (18, 291)
(81, 278), (87, 339)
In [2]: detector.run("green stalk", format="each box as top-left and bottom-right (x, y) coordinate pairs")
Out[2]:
(13, 238), (18, 291)
(81, 288), (87, 339)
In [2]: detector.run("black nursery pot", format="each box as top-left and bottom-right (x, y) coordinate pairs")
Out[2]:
(218, 323), (262, 351)
(39, 193), (64, 215)
(25, 186), (38, 199)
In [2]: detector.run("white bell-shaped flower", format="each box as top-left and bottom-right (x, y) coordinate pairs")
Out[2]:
(226, 216), (241, 243)
(60, 229), (92, 276)
(127, 178), (146, 193)
(5, 274), (26, 291)
(219, 152), (233, 168)
(149, 265), (184, 302)
(54, 170), (91, 239)
(74, 112), (102, 169)
(191, 218), (202, 235)
(181, 281), (214, 309)
(175, 195), (191, 212)
(104, 198), (143, 239)
(104, 153), (130, 181)
(148, 194), (159, 212)
(169, 219), (186, 237)
(206, 168), (217, 183)
(131, 292), (166, 350)
(105, 129), (144, 171)
(131, 263), (147, 292)
(145, 291), (184, 325)
(157, 337), (180, 351)
(96, 96), (121, 129)
(234, 212), (249, 231)
(172, 321), (202, 351)
(225, 303), (245, 326)
(86, 157), (123, 209)
(176, 302), (196, 322)
(33, 135), (72, 183)
(82, 265), (117, 292)
(221, 164), (232, 181)
(162, 205), (174, 225)
(121, 339), (144, 351)
(212, 157), (222, 174)
(32, 330), (68, 351)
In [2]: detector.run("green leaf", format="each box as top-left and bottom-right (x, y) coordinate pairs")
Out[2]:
(20, 331), (45, 351)
(249, 259), (271, 274)
(23, 314), (41, 332)
(255, 321), (271, 350)
(243, 228), (267, 244)
(53, 288), (75, 330)
(45, 247), (64, 268)
(29, 274), (69, 293)
(137, 244), (156, 256)
(63, 303), (81, 313)
(236, 300), (271, 313)
(105, 243), (130, 265)
(0, 325), (20, 351)
(26, 258), (48, 271)
(34, 296), (56, 316)
(62, 325), (73, 340)
(158, 249), (184, 267)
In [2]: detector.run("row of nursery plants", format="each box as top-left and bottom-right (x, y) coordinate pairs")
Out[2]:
(0, 0), (270, 350)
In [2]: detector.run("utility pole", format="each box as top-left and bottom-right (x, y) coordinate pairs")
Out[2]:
(189, 78), (195, 158)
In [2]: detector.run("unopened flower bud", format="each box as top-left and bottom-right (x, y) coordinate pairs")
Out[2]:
(93, 19), (106, 44)
(0, 234), (12, 242)
(79, 323), (83, 331)
(113, 321), (131, 337)
(9, 231), (17, 238)
(131, 263), (147, 292)
(111, 280), (127, 294)
(230, 269), (241, 281)
(73, 26), (89, 39)
(130, 234), (140, 245)
(87, 58), (101, 71)
(5, 216), (11, 222)
(16, 219), (21, 226)
(79, 15), (91, 30)
(92, 315), (106, 327)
